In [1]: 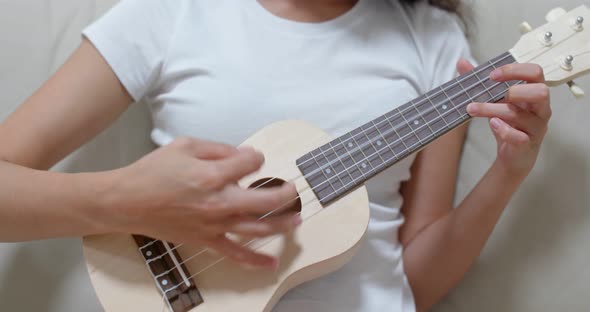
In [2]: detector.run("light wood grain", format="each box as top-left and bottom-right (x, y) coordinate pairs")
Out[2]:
(83, 120), (370, 311)
(510, 5), (590, 86)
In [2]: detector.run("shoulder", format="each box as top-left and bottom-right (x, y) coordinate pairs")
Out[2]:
(389, 0), (473, 90)
(398, 0), (466, 44)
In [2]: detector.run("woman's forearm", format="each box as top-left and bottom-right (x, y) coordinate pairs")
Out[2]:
(402, 161), (525, 311)
(0, 160), (116, 241)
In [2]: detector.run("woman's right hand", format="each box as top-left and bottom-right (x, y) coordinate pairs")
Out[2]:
(106, 137), (301, 269)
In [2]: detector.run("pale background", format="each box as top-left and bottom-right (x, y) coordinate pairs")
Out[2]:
(0, 0), (588, 311)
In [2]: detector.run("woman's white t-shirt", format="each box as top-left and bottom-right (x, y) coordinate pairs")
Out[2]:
(83, 0), (472, 311)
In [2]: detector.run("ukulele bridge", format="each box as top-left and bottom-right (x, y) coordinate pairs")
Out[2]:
(133, 235), (204, 312)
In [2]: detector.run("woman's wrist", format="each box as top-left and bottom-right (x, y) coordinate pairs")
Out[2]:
(489, 159), (528, 191)
(74, 168), (132, 235)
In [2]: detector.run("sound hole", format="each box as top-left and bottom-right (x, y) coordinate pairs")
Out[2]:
(249, 178), (302, 215)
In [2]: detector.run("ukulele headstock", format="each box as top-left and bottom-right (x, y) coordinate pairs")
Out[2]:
(510, 5), (590, 99)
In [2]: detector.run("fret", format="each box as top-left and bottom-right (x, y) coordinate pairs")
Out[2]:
(307, 150), (338, 202)
(297, 51), (518, 206)
(487, 59), (519, 100)
(411, 98), (436, 134)
(474, 68), (495, 100)
(298, 155), (322, 183)
(438, 79), (468, 125)
(383, 110), (413, 157)
(349, 127), (378, 173)
(496, 52), (516, 66)
(336, 137), (366, 182)
(421, 92), (449, 135)
(458, 73), (488, 108)
(371, 118), (399, 164)
(340, 133), (366, 165)
(360, 123), (387, 166)
(296, 152), (323, 182)
(486, 60), (511, 99)
(317, 145), (347, 193)
(435, 87), (453, 128)
(400, 102), (433, 142)
(493, 53), (519, 96)
(379, 113), (409, 158)
(395, 107), (423, 148)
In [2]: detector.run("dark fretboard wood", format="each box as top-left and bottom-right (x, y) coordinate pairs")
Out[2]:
(297, 52), (521, 205)
(133, 235), (204, 312)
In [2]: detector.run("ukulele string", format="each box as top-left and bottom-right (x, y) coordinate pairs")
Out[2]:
(280, 53), (513, 175)
(145, 64), (517, 265)
(161, 79), (521, 296)
(539, 48), (590, 77)
(288, 55), (514, 181)
(140, 49), (514, 254)
(163, 188), (328, 297)
(515, 27), (581, 66)
(144, 174), (308, 265)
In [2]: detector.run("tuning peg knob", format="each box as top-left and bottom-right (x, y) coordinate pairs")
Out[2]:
(546, 7), (567, 22)
(572, 16), (584, 31)
(567, 81), (585, 99)
(519, 22), (533, 34)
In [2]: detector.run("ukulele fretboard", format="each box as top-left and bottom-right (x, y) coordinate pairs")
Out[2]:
(297, 52), (521, 205)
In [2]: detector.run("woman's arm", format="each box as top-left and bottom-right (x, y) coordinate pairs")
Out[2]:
(0, 39), (300, 269)
(400, 61), (551, 311)
(0, 39), (134, 240)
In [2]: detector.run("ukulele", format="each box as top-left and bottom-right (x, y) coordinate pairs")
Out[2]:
(83, 6), (590, 312)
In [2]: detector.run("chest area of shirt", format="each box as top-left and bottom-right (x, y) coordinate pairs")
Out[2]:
(153, 13), (423, 142)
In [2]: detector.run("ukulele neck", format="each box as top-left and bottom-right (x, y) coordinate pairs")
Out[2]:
(297, 51), (522, 205)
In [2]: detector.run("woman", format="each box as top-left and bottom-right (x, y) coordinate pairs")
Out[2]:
(0, 0), (551, 311)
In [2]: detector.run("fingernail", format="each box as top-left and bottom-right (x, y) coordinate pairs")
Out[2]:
(490, 69), (502, 81)
(467, 103), (478, 115)
(490, 118), (502, 130)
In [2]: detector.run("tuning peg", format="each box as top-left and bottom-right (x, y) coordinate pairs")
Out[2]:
(546, 7), (567, 22)
(572, 16), (584, 31)
(567, 81), (585, 99)
(519, 22), (533, 34)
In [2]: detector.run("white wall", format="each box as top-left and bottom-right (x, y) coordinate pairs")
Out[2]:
(0, 1), (588, 311)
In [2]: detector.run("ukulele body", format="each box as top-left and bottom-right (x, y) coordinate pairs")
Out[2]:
(83, 120), (370, 311)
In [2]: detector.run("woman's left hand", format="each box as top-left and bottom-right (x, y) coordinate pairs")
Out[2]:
(460, 60), (552, 178)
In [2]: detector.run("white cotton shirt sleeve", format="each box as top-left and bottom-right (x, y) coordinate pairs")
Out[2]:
(78, 0), (476, 311)
(82, 0), (182, 101)
(403, 1), (476, 93)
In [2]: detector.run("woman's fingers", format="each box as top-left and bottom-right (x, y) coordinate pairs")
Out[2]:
(505, 84), (552, 120)
(491, 63), (545, 83)
(489, 118), (531, 146)
(198, 182), (298, 220)
(456, 58), (475, 75)
(171, 137), (239, 160)
(467, 102), (547, 142)
(206, 236), (278, 269)
(212, 148), (265, 185)
(227, 213), (302, 237)
(222, 183), (299, 216)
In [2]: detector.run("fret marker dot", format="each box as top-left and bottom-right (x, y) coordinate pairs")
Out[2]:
(161, 279), (168, 286)
(145, 250), (152, 257)
(325, 168), (332, 174)
(413, 120), (420, 125)
(348, 143), (354, 148)
(442, 105), (448, 110)
(362, 163), (368, 169)
(376, 140), (383, 146)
